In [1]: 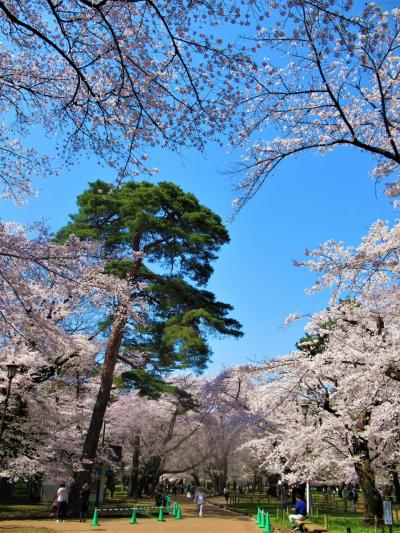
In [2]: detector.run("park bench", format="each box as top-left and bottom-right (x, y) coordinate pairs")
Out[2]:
(294, 518), (328, 533)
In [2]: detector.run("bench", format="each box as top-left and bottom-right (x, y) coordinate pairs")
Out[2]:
(294, 519), (328, 533)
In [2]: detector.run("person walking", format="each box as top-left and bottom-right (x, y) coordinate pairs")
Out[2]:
(288, 494), (307, 531)
(194, 487), (206, 517)
(348, 486), (358, 515)
(79, 483), (91, 522)
(223, 486), (229, 504)
(56, 483), (69, 522)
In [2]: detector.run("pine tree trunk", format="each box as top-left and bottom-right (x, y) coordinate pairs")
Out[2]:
(71, 309), (127, 507)
(71, 248), (142, 508)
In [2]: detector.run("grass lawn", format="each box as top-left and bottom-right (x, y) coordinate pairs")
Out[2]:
(0, 503), (49, 513)
(0, 496), (169, 521)
(229, 498), (400, 533)
(0, 502), (52, 520)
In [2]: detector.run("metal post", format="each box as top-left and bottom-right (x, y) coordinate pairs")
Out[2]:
(306, 480), (312, 515)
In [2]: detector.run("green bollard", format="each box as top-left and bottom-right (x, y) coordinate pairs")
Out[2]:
(175, 504), (182, 520)
(130, 508), (138, 525)
(172, 502), (177, 517)
(260, 510), (266, 528)
(90, 508), (99, 527)
(157, 506), (164, 522)
(264, 512), (271, 533)
(256, 507), (261, 525)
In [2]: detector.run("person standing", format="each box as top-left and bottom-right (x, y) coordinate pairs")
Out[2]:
(79, 483), (91, 522)
(194, 487), (206, 517)
(288, 494), (307, 531)
(56, 483), (69, 522)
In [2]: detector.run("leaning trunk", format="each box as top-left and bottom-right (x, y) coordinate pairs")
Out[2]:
(71, 250), (142, 507)
(71, 309), (127, 506)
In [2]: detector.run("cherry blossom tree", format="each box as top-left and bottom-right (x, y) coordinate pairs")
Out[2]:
(0, 0), (247, 203)
(246, 220), (400, 521)
(0, 221), (133, 480)
(235, 1), (400, 209)
(196, 368), (267, 490)
(107, 378), (208, 496)
(105, 371), (264, 496)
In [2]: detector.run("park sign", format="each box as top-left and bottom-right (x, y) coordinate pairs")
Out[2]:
(383, 501), (393, 526)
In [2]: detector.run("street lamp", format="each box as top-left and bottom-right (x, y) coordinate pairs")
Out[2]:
(0, 363), (19, 442)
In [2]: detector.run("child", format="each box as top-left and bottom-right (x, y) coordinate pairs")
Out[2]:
(194, 487), (206, 517)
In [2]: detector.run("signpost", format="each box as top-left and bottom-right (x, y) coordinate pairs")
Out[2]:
(383, 500), (393, 533)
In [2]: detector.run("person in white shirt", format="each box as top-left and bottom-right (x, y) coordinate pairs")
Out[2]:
(194, 487), (206, 517)
(56, 483), (68, 522)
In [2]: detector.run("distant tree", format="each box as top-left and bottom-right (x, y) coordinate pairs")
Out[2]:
(56, 180), (242, 495)
(235, 1), (400, 209)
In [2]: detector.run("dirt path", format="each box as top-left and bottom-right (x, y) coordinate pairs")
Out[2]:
(0, 499), (256, 533)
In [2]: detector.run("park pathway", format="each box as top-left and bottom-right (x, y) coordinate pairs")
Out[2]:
(0, 498), (256, 533)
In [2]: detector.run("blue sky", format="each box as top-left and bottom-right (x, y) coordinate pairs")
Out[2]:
(1, 135), (396, 373)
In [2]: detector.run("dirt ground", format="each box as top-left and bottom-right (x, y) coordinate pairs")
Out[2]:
(0, 499), (257, 533)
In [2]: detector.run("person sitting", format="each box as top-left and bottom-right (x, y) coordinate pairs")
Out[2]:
(289, 494), (307, 531)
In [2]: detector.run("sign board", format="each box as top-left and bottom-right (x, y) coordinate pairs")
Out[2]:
(383, 500), (393, 526)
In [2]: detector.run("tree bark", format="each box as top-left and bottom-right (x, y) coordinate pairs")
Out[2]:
(390, 467), (400, 503)
(222, 453), (228, 489)
(191, 471), (200, 486)
(128, 434), (141, 498)
(71, 310), (127, 506)
(353, 441), (382, 522)
(71, 246), (142, 507)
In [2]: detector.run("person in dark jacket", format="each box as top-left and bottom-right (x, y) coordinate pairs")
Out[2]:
(79, 483), (91, 522)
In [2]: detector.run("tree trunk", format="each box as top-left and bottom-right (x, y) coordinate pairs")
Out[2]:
(128, 435), (140, 498)
(222, 453), (229, 489)
(390, 467), (400, 503)
(354, 442), (382, 522)
(71, 249), (142, 507)
(191, 471), (200, 486)
(71, 310), (127, 506)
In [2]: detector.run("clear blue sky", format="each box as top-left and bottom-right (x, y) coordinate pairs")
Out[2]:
(1, 134), (396, 373)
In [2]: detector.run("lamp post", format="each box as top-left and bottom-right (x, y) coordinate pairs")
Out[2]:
(0, 364), (18, 442)
(299, 399), (312, 515)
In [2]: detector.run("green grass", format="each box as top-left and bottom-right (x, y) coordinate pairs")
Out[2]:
(0, 503), (49, 513)
(229, 499), (400, 533)
(0, 496), (160, 518)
